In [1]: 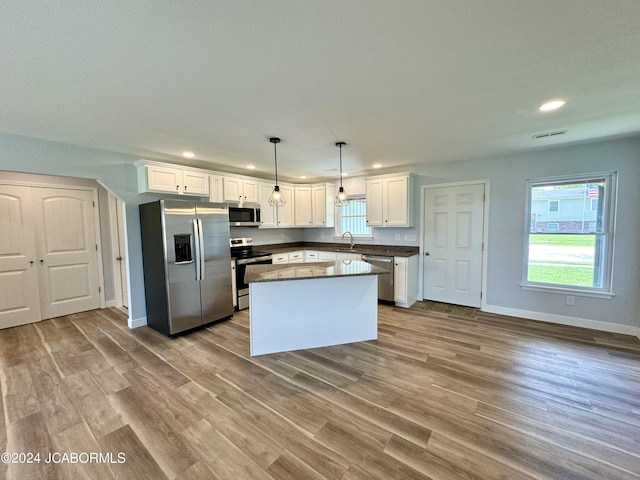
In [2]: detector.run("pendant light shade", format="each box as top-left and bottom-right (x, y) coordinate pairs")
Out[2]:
(335, 141), (349, 207)
(268, 137), (286, 207)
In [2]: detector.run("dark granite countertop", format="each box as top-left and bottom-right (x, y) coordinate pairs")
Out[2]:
(258, 242), (419, 257)
(245, 260), (389, 283)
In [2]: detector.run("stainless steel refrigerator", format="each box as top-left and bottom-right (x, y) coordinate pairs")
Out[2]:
(139, 199), (233, 335)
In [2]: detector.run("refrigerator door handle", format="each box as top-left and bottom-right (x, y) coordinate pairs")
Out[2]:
(193, 218), (201, 281)
(197, 218), (205, 280)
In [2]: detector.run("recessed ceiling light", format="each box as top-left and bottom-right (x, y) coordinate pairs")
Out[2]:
(372, 164), (382, 169)
(182, 151), (196, 158)
(341, 172), (349, 177)
(300, 175), (307, 179)
(246, 165), (256, 170)
(539, 100), (566, 112)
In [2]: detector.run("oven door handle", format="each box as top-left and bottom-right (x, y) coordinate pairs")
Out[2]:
(236, 255), (272, 265)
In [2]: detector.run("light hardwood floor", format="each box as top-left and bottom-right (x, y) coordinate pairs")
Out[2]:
(1, 304), (639, 479)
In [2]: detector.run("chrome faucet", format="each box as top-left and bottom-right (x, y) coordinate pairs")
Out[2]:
(341, 231), (355, 250)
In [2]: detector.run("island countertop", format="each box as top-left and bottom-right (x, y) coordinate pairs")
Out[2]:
(245, 260), (389, 283)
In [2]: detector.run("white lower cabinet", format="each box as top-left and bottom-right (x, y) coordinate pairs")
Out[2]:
(272, 253), (289, 264)
(394, 255), (418, 308)
(304, 251), (319, 262)
(288, 251), (304, 263)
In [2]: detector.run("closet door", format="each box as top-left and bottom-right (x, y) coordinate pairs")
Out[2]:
(32, 187), (101, 319)
(0, 185), (41, 328)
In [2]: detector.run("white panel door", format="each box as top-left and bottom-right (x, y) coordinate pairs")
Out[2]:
(0, 185), (42, 328)
(424, 184), (484, 307)
(32, 188), (101, 319)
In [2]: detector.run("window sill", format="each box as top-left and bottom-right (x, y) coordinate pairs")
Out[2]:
(333, 235), (373, 240)
(520, 283), (615, 299)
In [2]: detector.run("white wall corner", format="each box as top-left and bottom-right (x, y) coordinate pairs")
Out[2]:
(482, 304), (638, 337)
(128, 316), (147, 329)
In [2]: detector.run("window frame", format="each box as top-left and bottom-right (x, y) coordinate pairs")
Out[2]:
(334, 195), (373, 239)
(521, 171), (617, 299)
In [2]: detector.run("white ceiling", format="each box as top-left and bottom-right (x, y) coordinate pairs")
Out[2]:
(1, 1), (639, 182)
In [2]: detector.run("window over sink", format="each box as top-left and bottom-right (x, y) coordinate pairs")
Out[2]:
(335, 196), (372, 238)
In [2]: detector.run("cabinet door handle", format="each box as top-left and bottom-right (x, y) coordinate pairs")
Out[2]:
(176, 185), (180, 190)
(424, 252), (430, 256)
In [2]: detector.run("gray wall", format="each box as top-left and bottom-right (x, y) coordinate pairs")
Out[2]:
(1, 131), (638, 331)
(413, 136), (640, 329)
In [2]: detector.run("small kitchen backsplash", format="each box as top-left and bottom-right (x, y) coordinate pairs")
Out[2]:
(230, 227), (305, 245)
(237, 226), (420, 247)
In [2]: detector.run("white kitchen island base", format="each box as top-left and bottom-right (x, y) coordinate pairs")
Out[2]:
(249, 273), (378, 356)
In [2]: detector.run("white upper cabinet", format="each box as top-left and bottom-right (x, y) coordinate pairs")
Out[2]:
(365, 174), (413, 227)
(312, 184), (334, 227)
(258, 182), (293, 228)
(182, 170), (210, 196)
(209, 175), (224, 203)
(258, 183), (277, 228)
(136, 161), (209, 196)
(224, 177), (259, 203)
(365, 179), (384, 226)
(277, 185), (294, 227)
(294, 186), (313, 227)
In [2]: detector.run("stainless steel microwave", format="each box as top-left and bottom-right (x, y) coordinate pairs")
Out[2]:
(228, 203), (261, 227)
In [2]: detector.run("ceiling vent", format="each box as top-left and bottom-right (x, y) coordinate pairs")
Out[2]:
(532, 130), (567, 139)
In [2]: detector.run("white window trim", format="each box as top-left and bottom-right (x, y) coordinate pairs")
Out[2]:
(333, 196), (373, 239)
(521, 171), (617, 297)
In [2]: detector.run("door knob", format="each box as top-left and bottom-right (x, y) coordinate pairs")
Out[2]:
(424, 252), (430, 256)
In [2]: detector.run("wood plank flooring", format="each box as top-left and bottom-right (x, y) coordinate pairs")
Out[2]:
(1, 304), (639, 479)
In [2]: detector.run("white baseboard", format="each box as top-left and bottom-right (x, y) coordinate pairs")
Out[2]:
(105, 299), (118, 308)
(482, 304), (638, 337)
(128, 316), (147, 329)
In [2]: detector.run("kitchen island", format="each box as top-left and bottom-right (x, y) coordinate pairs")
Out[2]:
(245, 260), (388, 356)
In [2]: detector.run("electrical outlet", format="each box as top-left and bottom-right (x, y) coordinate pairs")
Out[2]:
(566, 295), (575, 306)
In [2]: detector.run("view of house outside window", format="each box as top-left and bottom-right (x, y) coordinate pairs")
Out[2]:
(524, 173), (616, 293)
(336, 197), (371, 237)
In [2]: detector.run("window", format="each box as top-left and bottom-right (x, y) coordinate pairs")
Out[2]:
(335, 196), (371, 237)
(523, 172), (616, 297)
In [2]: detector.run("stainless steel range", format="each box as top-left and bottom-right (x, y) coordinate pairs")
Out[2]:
(230, 237), (272, 310)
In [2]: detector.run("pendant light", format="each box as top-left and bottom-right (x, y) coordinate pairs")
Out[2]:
(268, 137), (286, 207)
(335, 141), (349, 207)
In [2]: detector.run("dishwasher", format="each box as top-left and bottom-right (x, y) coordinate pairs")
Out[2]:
(361, 255), (394, 302)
